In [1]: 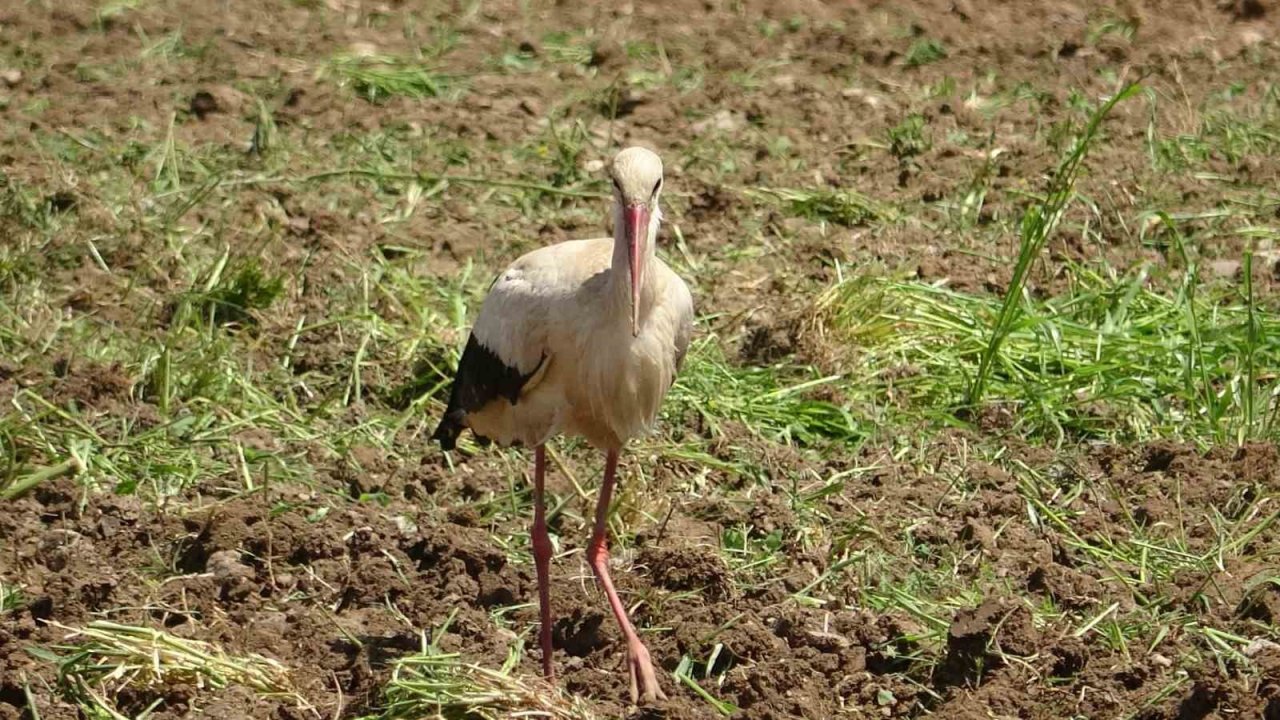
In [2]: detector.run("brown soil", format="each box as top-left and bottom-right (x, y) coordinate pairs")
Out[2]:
(5, 439), (1280, 718)
(4, 0), (1280, 718)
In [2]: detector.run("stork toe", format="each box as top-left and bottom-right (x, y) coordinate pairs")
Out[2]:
(626, 640), (667, 704)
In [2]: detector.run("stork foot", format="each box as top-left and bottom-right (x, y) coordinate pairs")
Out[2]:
(626, 639), (666, 704)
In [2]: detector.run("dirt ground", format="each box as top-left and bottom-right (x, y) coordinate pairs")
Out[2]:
(3, 0), (1280, 718)
(6, 439), (1280, 719)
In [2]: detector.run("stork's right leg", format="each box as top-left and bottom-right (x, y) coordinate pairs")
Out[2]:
(587, 450), (666, 704)
(531, 444), (555, 680)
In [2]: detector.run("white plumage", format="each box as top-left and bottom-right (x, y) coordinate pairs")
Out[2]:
(431, 146), (693, 704)
(466, 235), (692, 449)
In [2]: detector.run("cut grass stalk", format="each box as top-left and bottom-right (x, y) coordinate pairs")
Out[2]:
(674, 654), (738, 716)
(1072, 601), (1121, 638)
(746, 186), (896, 227)
(21, 680), (41, 720)
(32, 620), (308, 712)
(1241, 250), (1262, 440)
(325, 53), (462, 103)
(1, 452), (85, 500)
(364, 612), (597, 720)
(1165, 215), (1222, 439)
(968, 80), (1142, 406)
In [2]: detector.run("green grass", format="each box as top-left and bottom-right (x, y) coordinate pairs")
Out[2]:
(808, 265), (1280, 443)
(669, 336), (860, 446)
(748, 186), (895, 227)
(325, 53), (463, 102)
(887, 113), (931, 159)
(0, 580), (23, 614)
(541, 31), (596, 67)
(30, 621), (309, 717)
(967, 81), (1142, 407)
(170, 254), (286, 329)
(905, 39), (947, 68)
(357, 613), (598, 720)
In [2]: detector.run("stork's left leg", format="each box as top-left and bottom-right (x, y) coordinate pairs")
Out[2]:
(531, 445), (555, 680)
(587, 450), (666, 704)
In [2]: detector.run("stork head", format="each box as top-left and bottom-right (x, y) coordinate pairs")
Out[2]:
(608, 146), (664, 336)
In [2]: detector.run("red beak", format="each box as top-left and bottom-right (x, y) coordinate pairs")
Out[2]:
(624, 204), (649, 337)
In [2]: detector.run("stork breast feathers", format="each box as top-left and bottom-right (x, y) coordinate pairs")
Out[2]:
(434, 235), (692, 451)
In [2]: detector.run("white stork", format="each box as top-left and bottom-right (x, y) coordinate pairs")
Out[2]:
(431, 146), (694, 703)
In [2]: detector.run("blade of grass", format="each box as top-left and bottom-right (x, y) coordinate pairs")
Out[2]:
(1242, 250), (1258, 440)
(1, 453), (85, 500)
(674, 654), (738, 716)
(968, 80), (1143, 406)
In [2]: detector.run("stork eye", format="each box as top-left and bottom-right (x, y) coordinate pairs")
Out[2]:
(612, 178), (623, 194)
(651, 178), (662, 196)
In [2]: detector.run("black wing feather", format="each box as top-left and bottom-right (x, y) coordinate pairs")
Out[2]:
(431, 334), (545, 451)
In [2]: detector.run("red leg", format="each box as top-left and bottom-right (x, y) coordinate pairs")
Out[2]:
(531, 445), (555, 680)
(587, 450), (666, 704)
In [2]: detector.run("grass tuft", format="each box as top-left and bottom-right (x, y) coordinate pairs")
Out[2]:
(0, 579), (22, 614)
(887, 114), (931, 159)
(325, 53), (463, 102)
(670, 337), (860, 446)
(748, 186), (894, 228)
(170, 254), (285, 329)
(32, 620), (308, 716)
(361, 614), (597, 720)
(968, 80), (1143, 407)
(808, 265), (1280, 443)
(905, 39), (947, 68)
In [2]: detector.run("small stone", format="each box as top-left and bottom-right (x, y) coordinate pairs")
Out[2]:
(691, 109), (744, 136)
(1240, 27), (1267, 45)
(393, 514), (418, 536)
(190, 91), (218, 119)
(1245, 638), (1280, 656)
(805, 629), (851, 649)
(770, 74), (796, 91)
(1209, 258), (1241, 278)
(98, 515), (121, 538)
(960, 518), (996, 550)
(207, 550), (253, 582)
(1, 69), (22, 87)
(518, 98), (541, 117)
(250, 611), (288, 638)
(285, 214), (311, 234)
(210, 85), (249, 115)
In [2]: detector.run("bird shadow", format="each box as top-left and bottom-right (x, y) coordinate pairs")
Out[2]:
(329, 632), (421, 670)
